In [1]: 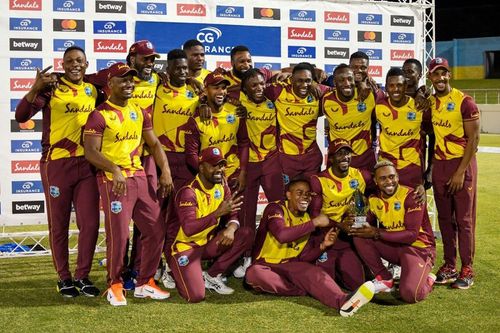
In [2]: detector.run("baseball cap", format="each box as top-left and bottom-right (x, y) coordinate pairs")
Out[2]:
(204, 72), (230, 87)
(428, 57), (450, 73)
(128, 40), (160, 58)
(199, 147), (227, 166)
(107, 62), (137, 80)
(328, 139), (353, 156)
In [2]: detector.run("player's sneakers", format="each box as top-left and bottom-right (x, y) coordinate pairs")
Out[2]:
(134, 278), (170, 300)
(388, 263), (402, 281)
(339, 281), (375, 317)
(161, 267), (176, 289)
(233, 257), (252, 279)
(106, 283), (127, 306)
(372, 275), (394, 293)
(203, 271), (234, 295)
(57, 279), (80, 298)
(74, 278), (100, 297)
(435, 264), (459, 284)
(451, 265), (474, 289)
(122, 270), (137, 291)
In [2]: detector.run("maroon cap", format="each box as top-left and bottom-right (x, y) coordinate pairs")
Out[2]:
(328, 139), (353, 156)
(107, 62), (137, 80)
(199, 147), (227, 166)
(428, 57), (450, 73)
(128, 40), (160, 58)
(204, 72), (230, 87)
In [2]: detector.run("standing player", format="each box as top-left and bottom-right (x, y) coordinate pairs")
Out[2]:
(246, 179), (375, 317)
(168, 147), (253, 302)
(84, 62), (173, 306)
(321, 64), (377, 173)
(427, 58), (480, 289)
(350, 161), (436, 303)
(310, 139), (371, 291)
(183, 39), (211, 84)
(16, 46), (101, 298)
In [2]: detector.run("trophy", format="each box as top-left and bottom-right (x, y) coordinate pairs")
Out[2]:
(349, 188), (368, 228)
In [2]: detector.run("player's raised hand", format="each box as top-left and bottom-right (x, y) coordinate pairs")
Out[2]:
(312, 214), (330, 228)
(216, 192), (244, 217)
(32, 66), (58, 93)
(321, 227), (339, 248)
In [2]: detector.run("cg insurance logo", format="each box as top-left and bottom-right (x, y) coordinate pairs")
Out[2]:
(197, 27), (222, 44)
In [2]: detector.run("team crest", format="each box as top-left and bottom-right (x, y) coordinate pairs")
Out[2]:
(283, 174), (290, 185)
(317, 252), (328, 263)
(407, 111), (416, 121)
(214, 188), (222, 200)
(111, 201), (122, 214)
(177, 255), (189, 267)
(49, 186), (60, 198)
(130, 111), (138, 121)
(357, 102), (367, 112)
(148, 77), (155, 84)
(349, 179), (359, 189)
(212, 147), (221, 155)
(84, 87), (92, 96)
(394, 201), (401, 211)
(186, 90), (194, 99)
(266, 101), (274, 109)
(307, 95), (313, 103)
(446, 102), (455, 111)
(226, 114), (236, 124)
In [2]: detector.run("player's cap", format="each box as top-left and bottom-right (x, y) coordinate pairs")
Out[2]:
(128, 40), (160, 58)
(328, 139), (353, 156)
(107, 62), (137, 80)
(204, 72), (230, 87)
(428, 57), (450, 73)
(199, 147), (227, 166)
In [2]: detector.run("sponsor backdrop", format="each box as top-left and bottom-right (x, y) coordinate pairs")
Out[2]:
(0, 0), (424, 225)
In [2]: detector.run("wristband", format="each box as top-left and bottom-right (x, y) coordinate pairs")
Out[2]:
(226, 220), (240, 229)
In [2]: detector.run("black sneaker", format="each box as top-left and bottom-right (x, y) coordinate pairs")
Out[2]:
(435, 264), (459, 284)
(57, 279), (80, 298)
(451, 265), (474, 289)
(74, 278), (101, 297)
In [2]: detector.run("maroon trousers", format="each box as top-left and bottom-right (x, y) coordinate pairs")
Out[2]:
(99, 175), (163, 286)
(168, 227), (253, 303)
(246, 261), (349, 310)
(41, 156), (100, 281)
(354, 237), (435, 303)
(279, 144), (322, 182)
(432, 157), (477, 268)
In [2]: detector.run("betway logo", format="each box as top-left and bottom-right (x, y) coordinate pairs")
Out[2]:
(96, 1), (125, 13)
(325, 47), (349, 59)
(12, 200), (45, 214)
(288, 27), (316, 40)
(10, 39), (42, 51)
(98, 3), (122, 11)
(391, 49), (414, 61)
(11, 160), (40, 173)
(10, 0), (41, 10)
(325, 11), (349, 23)
(94, 39), (127, 53)
(177, 4), (206, 16)
(13, 40), (38, 48)
(391, 15), (415, 26)
(10, 79), (35, 91)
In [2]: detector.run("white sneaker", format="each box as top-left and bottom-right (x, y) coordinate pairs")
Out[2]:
(339, 281), (375, 317)
(161, 269), (176, 289)
(372, 275), (395, 294)
(154, 267), (163, 281)
(233, 257), (252, 278)
(134, 278), (170, 300)
(203, 271), (234, 295)
(388, 263), (402, 280)
(106, 283), (127, 306)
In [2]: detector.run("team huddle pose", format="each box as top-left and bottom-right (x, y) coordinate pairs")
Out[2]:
(16, 38), (479, 316)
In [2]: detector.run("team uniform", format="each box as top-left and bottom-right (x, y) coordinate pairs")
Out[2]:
(321, 89), (377, 173)
(265, 82), (328, 180)
(84, 100), (164, 287)
(430, 88), (479, 272)
(376, 96), (429, 187)
(16, 77), (100, 283)
(353, 185), (436, 303)
(223, 68), (273, 95)
(310, 167), (370, 290)
(193, 68), (211, 85)
(246, 201), (361, 310)
(168, 176), (252, 303)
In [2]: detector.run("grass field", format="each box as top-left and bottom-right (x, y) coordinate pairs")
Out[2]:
(1, 139), (500, 333)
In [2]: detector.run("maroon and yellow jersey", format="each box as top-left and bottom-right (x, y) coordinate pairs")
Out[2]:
(322, 88), (375, 158)
(240, 92), (278, 162)
(84, 100), (149, 180)
(172, 175), (235, 255)
(376, 96), (424, 169)
(15, 77), (98, 161)
(224, 68), (273, 92)
(310, 167), (368, 223)
(130, 72), (160, 114)
(430, 88), (480, 160)
(265, 82), (323, 155)
(153, 82), (199, 153)
(367, 185), (435, 249)
(193, 68), (211, 85)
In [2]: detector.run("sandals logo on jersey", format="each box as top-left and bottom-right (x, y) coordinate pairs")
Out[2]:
(349, 179), (359, 189)
(289, 46), (315, 59)
(358, 13), (383, 25)
(359, 48), (382, 61)
(390, 50), (414, 61)
(96, 0), (126, 13)
(357, 102), (367, 112)
(12, 200), (45, 214)
(93, 21), (126, 34)
(10, 58), (42, 71)
(177, 3), (206, 16)
(11, 119), (42, 133)
(324, 29), (349, 42)
(324, 11), (349, 24)
(317, 252), (328, 263)
(290, 10), (315, 22)
(226, 114), (236, 124)
(10, 18), (42, 31)
(12, 181), (44, 194)
(110, 201), (122, 214)
(49, 185), (60, 197)
(407, 111), (417, 121)
(177, 255), (189, 267)
(137, 2), (166, 15)
(254, 8), (280, 20)
(9, 0), (42, 10)
(53, 0), (85, 12)
(214, 188), (222, 200)
(216, 5), (244, 18)
(447, 102), (455, 111)
(53, 39), (85, 52)
(391, 15), (414, 27)
(53, 19), (85, 32)
(325, 47), (349, 59)
(11, 140), (42, 153)
(394, 201), (401, 211)
(357, 31), (382, 43)
(391, 32), (415, 44)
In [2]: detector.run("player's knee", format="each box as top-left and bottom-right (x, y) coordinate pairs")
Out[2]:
(399, 286), (418, 304)
(184, 288), (206, 303)
(245, 265), (262, 285)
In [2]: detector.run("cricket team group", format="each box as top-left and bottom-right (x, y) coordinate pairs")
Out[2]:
(15, 37), (479, 316)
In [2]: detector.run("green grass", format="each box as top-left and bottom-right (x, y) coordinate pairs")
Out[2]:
(479, 134), (500, 147)
(1, 152), (500, 332)
(450, 79), (500, 89)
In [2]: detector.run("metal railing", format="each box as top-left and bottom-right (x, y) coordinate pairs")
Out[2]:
(461, 89), (500, 104)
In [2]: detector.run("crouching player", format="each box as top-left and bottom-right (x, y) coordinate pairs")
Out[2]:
(246, 179), (375, 317)
(350, 160), (436, 303)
